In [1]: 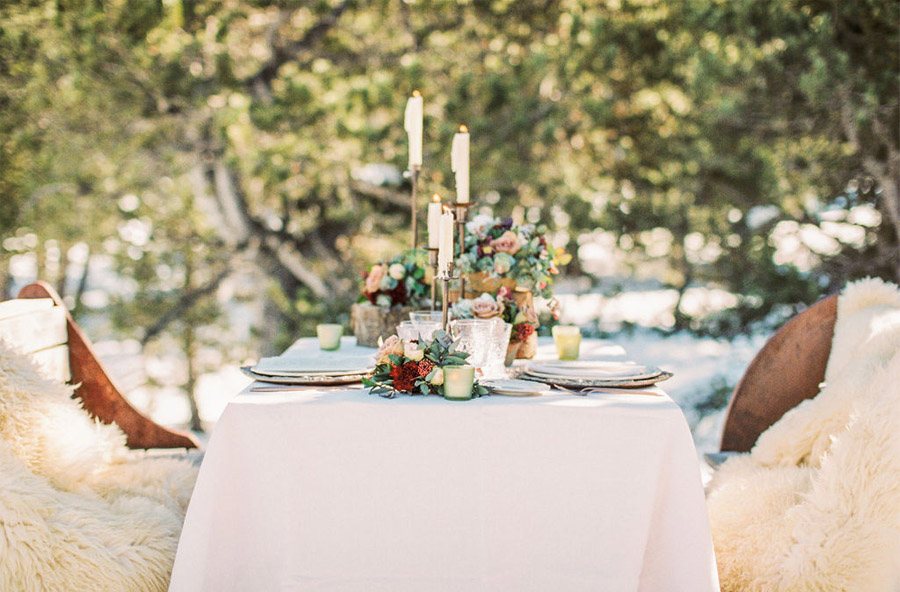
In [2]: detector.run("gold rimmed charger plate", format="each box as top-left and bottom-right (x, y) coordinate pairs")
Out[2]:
(241, 366), (371, 386)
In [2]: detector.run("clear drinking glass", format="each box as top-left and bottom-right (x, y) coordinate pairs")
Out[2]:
(481, 318), (512, 379)
(410, 310), (443, 323)
(397, 321), (420, 342)
(449, 318), (494, 370)
(412, 320), (441, 342)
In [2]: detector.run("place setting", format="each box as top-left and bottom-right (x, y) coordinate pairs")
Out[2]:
(241, 325), (375, 388)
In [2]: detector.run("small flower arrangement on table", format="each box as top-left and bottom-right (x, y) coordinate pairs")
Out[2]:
(450, 287), (538, 345)
(458, 215), (572, 298)
(362, 330), (489, 398)
(361, 249), (430, 308)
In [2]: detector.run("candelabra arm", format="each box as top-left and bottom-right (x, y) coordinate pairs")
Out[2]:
(427, 248), (439, 312)
(408, 166), (421, 249)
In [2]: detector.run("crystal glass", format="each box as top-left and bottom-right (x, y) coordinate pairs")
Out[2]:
(413, 320), (441, 342)
(316, 324), (343, 351)
(442, 365), (475, 400)
(397, 321), (420, 342)
(410, 310), (443, 323)
(552, 325), (582, 360)
(449, 319), (494, 370)
(481, 318), (512, 379)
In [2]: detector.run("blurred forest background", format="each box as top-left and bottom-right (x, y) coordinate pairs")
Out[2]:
(1, 0), (897, 431)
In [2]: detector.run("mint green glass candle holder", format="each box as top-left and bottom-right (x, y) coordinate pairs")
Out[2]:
(442, 365), (475, 401)
(552, 325), (582, 361)
(316, 323), (343, 351)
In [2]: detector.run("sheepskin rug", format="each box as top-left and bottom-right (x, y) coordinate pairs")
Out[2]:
(0, 339), (199, 592)
(707, 277), (900, 592)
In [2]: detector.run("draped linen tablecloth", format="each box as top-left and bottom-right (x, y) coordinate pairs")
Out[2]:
(170, 342), (719, 592)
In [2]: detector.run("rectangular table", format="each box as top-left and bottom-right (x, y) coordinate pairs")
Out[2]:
(170, 341), (719, 591)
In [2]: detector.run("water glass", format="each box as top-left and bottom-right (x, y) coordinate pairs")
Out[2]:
(552, 325), (582, 360)
(397, 321), (420, 342)
(449, 319), (494, 370)
(482, 319), (512, 379)
(410, 310), (443, 323)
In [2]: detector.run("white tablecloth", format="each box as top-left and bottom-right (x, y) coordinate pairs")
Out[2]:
(170, 340), (719, 592)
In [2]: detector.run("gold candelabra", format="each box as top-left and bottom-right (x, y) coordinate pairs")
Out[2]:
(439, 262), (458, 331)
(427, 247), (439, 311)
(453, 202), (473, 299)
(405, 165), (422, 249)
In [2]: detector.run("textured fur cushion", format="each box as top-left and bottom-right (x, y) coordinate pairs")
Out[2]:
(708, 278), (900, 592)
(0, 339), (198, 591)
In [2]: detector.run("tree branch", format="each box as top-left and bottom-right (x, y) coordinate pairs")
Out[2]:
(246, 0), (353, 98)
(140, 266), (233, 345)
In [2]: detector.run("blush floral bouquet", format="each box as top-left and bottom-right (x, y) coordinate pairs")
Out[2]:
(458, 215), (571, 298)
(362, 330), (489, 398)
(361, 249), (430, 308)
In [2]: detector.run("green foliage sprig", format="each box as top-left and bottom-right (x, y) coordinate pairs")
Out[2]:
(362, 330), (488, 398)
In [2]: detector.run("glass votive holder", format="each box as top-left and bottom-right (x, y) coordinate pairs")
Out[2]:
(552, 325), (582, 361)
(442, 365), (475, 401)
(316, 323), (343, 351)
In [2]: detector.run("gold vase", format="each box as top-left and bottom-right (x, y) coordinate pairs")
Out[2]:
(464, 272), (517, 298)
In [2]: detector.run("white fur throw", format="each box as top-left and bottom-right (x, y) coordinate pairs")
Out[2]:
(708, 278), (900, 592)
(0, 339), (198, 591)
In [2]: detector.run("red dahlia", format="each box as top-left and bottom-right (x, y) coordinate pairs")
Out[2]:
(390, 360), (420, 393)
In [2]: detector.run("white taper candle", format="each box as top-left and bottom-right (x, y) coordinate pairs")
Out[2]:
(451, 124), (470, 203)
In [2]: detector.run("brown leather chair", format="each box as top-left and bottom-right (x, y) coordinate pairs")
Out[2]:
(11, 281), (199, 450)
(718, 295), (838, 453)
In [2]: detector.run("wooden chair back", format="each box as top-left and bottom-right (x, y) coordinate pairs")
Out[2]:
(12, 282), (199, 450)
(720, 294), (838, 452)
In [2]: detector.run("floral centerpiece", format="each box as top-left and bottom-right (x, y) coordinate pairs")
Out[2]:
(352, 249), (431, 347)
(361, 249), (430, 308)
(458, 215), (571, 298)
(363, 330), (488, 398)
(451, 287), (540, 362)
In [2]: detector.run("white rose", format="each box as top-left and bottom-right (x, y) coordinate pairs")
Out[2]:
(388, 263), (406, 280)
(430, 367), (444, 386)
(404, 343), (424, 361)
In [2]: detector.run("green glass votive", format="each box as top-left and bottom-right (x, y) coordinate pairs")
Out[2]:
(316, 323), (343, 351)
(442, 365), (475, 401)
(552, 325), (582, 361)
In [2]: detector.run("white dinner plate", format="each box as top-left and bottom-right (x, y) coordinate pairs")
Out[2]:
(482, 378), (554, 397)
(241, 366), (370, 385)
(526, 360), (663, 382)
(253, 353), (374, 376)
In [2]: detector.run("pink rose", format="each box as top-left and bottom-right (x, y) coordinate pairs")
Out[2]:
(365, 264), (386, 294)
(472, 295), (504, 319)
(376, 334), (404, 364)
(490, 231), (521, 255)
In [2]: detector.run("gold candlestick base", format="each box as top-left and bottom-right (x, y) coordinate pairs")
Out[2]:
(439, 262), (459, 331)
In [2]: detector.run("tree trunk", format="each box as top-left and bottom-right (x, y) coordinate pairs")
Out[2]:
(182, 245), (203, 433)
(71, 248), (91, 319)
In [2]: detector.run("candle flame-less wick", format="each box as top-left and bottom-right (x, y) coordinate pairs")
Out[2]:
(459, 124), (468, 133)
(412, 90), (421, 97)
(432, 193), (441, 203)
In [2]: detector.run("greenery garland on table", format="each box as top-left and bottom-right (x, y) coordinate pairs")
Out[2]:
(458, 215), (572, 298)
(360, 249), (430, 308)
(362, 330), (489, 398)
